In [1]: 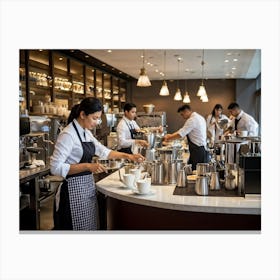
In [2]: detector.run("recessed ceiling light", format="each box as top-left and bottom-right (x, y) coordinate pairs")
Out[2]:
(224, 59), (229, 63)
(232, 67), (236, 70)
(233, 58), (238, 62)
(59, 57), (63, 61)
(38, 49), (43, 52)
(107, 50), (112, 53)
(227, 52), (232, 56)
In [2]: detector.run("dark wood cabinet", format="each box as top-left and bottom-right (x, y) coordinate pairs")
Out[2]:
(19, 49), (129, 113)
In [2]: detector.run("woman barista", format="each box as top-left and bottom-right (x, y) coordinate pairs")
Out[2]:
(50, 98), (145, 230)
(116, 103), (149, 154)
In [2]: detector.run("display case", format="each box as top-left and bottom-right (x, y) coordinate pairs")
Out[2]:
(52, 52), (72, 109)
(28, 50), (52, 113)
(85, 66), (95, 97)
(112, 76), (120, 113)
(19, 50), (129, 114)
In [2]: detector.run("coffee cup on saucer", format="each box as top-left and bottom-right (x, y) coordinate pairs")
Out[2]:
(136, 179), (151, 194)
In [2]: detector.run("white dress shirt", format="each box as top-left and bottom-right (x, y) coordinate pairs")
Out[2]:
(228, 110), (259, 136)
(116, 116), (140, 149)
(50, 119), (111, 178)
(206, 113), (229, 142)
(178, 112), (207, 147)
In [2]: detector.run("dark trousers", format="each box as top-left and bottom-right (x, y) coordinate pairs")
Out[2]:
(189, 143), (209, 170)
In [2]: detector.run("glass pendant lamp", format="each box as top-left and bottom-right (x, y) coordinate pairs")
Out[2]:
(159, 50), (169, 96)
(174, 57), (182, 101)
(183, 79), (191, 103)
(137, 50), (151, 87)
(197, 49), (208, 101)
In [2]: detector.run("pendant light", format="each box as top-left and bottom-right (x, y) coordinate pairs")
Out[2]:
(159, 50), (169, 96)
(183, 79), (191, 103)
(137, 50), (151, 87)
(197, 49), (208, 102)
(174, 57), (182, 101)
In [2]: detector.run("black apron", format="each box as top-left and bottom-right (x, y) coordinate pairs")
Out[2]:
(187, 135), (208, 170)
(53, 122), (97, 230)
(117, 119), (138, 154)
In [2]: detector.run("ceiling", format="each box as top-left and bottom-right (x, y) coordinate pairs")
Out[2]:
(82, 49), (261, 81)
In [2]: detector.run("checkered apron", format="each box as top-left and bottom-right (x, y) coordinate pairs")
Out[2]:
(54, 121), (98, 230)
(66, 173), (97, 230)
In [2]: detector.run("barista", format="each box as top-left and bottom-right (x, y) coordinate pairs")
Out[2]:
(163, 104), (208, 170)
(117, 103), (149, 154)
(206, 104), (229, 146)
(227, 102), (259, 136)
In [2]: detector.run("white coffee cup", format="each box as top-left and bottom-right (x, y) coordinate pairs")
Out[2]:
(238, 130), (248, 137)
(129, 168), (141, 182)
(122, 173), (135, 189)
(136, 179), (151, 194)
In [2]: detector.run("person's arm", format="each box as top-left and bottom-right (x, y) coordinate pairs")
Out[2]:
(163, 132), (181, 142)
(108, 150), (145, 162)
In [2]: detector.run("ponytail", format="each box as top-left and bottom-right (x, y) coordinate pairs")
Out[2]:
(67, 97), (103, 124)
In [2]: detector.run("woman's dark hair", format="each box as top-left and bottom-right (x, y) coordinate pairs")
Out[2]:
(211, 104), (223, 117)
(123, 103), (136, 112)
(67, 97), (103, 124)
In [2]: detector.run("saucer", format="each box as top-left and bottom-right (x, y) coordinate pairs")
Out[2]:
(131, 188), (156, 195)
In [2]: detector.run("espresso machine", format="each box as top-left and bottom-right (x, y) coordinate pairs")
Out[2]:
(238, 137), (261, 194)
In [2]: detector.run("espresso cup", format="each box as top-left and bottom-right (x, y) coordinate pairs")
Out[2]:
(122, 173), (135, 189)
(136, 179), (151, 194)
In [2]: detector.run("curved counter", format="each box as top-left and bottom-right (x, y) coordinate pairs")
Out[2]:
(96, 169), (261, 230)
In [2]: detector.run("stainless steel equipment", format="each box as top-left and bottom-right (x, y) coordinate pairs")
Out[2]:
(151, 161), (165, 185)
(176, 168), (188, 188)
(209, 172), (220, 190)
(195, 176), (209, 195)
(135, 111), (167, 132)
(225, 163), (238, 190)
(196, 163), (210, 176)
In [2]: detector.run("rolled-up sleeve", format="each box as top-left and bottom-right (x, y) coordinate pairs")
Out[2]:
(50, 132), (73, 178)
(178, 119), (194, 138)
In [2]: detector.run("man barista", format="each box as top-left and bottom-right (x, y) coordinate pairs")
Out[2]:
(227, 102), (259, 136)
(163, 104), (208, 170)
(117, 103), (149, 154)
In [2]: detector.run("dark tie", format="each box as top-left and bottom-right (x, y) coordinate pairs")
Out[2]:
(234, 118), (241, 130)
(84, 131), (86, 141)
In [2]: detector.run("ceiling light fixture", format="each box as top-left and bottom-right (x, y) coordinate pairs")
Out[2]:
(159, 50), (170, 96)
(137, 50), (151, 87)
(174, 57), (182, 101)
(197, 49), (208, 102)
(183, 79), (191, 103)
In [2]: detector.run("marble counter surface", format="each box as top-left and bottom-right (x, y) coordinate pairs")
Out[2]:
(96, 169), (261, 215)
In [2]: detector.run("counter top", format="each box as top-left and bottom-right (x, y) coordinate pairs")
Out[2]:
(19, 165), (50, 183)
(96, 169), (261, 215)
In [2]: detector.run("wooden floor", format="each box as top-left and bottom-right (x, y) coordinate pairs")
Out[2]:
(39, 195), (55, 230)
